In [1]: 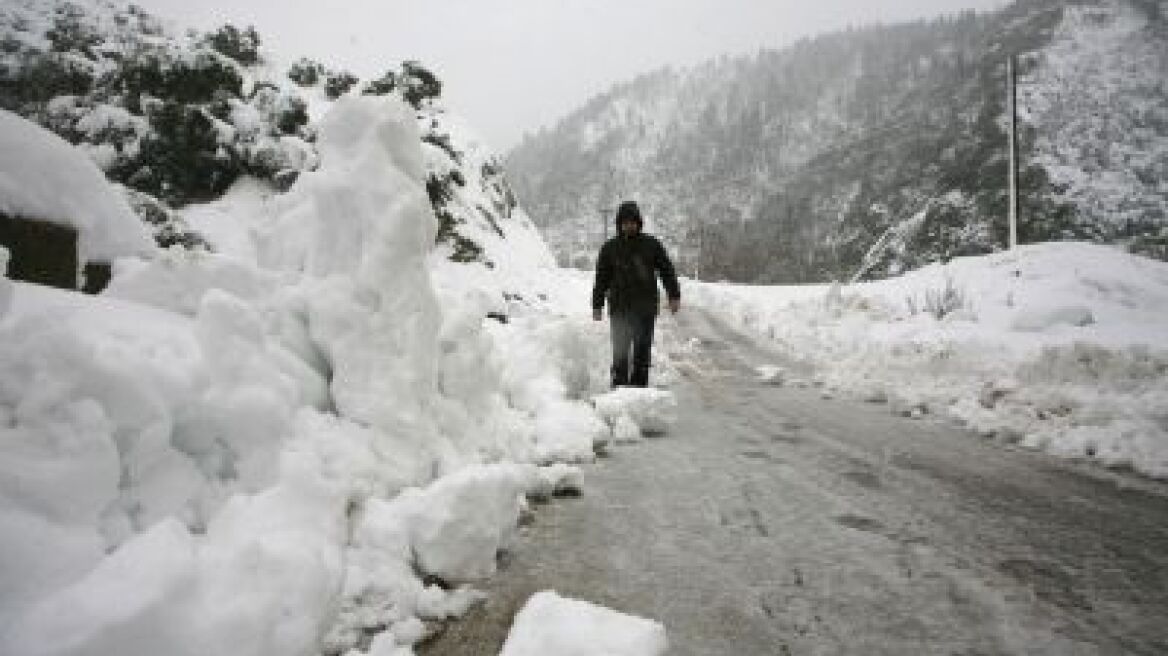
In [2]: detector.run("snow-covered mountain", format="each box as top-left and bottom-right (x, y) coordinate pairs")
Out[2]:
(506, 0), (1168, 282)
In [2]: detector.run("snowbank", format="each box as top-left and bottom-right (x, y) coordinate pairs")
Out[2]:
(0, 281), (338, 655)
(0, 109), (152, 262)
(499, 590), (668, 656)
(688, 243), (1168, 477)
(0, 90), (636, 656)
(324, 463), (542, 652)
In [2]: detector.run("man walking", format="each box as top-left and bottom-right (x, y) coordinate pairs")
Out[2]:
(592, 200), (681, 388)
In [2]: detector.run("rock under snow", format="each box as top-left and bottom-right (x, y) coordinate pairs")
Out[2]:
(0, 109), (153, 263)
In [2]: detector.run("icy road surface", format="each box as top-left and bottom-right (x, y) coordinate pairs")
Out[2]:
(423, 309), (1168, 655)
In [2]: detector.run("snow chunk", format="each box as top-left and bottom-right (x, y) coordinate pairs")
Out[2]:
(611, 413), (643, 444)
(755, 364), (786, 385)
(363, 463), (536, 584)
(533, 401), (609, 464)
(0, 109), (152, 262)
(592, 388), (678, 436)
(529, 464), (584, 500)
(1, 518), (198, 656)
(499, 590), (668, 656)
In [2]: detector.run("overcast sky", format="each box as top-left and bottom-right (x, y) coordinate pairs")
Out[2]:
(132, 0), (1007, 151)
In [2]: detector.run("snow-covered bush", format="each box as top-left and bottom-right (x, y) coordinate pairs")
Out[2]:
(116, 47), (243, 108)
(906, 275), (970, 320)
(244, 83), (308, 136)
(2, 51), (95, 107)
(398, 60), (442, 109)
(323, 70), (358, 99)
(361, 69), (397, 96)
(1128, 227), (1168, 261)
(122, 187), (212, 250)
(286, 57), (324, 86)
(202, 24), (261, 66)
(45, 4), (102, 56)
(118, 100), (236, 204)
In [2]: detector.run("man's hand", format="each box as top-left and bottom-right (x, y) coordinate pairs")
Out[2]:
(593, 308), (603, 321)
(668, 298), (680, 314)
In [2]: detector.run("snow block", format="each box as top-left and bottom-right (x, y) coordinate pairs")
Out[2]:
(369, 464), (537, 584)
(528, 464), (583, 500)
(499, 590), (668, 656)
(533, 400), (608, 464)
(591, 388), (677, 436)
(755, 364), (785, 385)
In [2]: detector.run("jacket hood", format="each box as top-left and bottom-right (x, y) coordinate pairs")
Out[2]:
(615, 200), (643, 228)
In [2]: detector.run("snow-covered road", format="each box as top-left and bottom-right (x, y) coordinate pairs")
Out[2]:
(423, 309), (1168, 655)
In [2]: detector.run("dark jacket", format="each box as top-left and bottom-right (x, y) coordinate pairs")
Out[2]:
(592, 233), (680, 316)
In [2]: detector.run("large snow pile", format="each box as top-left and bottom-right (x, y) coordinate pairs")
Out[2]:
(498, 590), (669, 656)
(0, 94), (628, 656)
(0, 110), (153, 262)
(687, 242), (1168, 478)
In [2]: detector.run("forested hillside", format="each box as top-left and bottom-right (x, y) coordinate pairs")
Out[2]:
(507, 0), (1167, 282)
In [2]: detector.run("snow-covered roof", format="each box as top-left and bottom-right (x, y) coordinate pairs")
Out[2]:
(0, 109), (153, 262)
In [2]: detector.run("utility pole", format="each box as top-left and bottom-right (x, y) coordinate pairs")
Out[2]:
(599, 164), (615, 245)
(1007, 54), (1019, 250)
(695, 223), (703, 281)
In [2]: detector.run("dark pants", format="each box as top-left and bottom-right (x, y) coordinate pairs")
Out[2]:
(610, 311), (657, 388)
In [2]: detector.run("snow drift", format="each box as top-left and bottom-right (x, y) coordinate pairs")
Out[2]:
(687, 242), (1168, 478)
